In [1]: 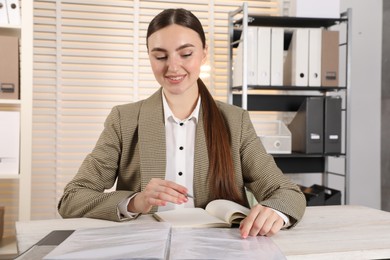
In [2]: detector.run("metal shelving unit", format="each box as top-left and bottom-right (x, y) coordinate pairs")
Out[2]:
(227, 3), (352, 204)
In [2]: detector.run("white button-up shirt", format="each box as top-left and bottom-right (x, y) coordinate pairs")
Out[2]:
(157, 92), (200, 211)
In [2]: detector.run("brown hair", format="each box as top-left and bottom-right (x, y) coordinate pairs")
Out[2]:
(147, 9), (243, 204)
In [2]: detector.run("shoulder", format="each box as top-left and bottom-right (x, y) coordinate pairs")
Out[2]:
(111, 88), (162, 119)
(110, 100), (144, 121)
(215, 100), (247, 120)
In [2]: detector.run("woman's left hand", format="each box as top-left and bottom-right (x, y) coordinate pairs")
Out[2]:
(239, 204), (284, 238)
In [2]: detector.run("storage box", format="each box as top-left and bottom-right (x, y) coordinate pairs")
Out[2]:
(299, 185), (325, 206)
(311, 184), (341, 205)
(289, 0), (340, 19)
(0, 111), (20, 175)
(300, 185), (341, 206)
(256, 120), (291, 154)
(0, 36), (19, 100)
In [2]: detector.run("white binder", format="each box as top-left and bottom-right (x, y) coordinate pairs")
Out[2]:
(270, 27), (284, 86)
(257, 27), (271, 85)
(308, 28), (322, 86)
(247, 26), (258, 85)
(0, 0), (8, 24)
(233, 27), (258, 87)
(284, 28), (309, 86)
(5, 0), (20, 26)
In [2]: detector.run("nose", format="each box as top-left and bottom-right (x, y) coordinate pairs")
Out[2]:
(167, 55), (181, 72)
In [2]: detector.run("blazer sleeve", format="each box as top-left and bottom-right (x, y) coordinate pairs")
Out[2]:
(57, 106), (136, 221)
(239, 110), (306, 227)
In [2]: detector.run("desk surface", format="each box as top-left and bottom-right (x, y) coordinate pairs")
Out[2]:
(15, 205), (390, 260)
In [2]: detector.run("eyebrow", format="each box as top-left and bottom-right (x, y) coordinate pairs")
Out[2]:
(151, 43), (195, 53)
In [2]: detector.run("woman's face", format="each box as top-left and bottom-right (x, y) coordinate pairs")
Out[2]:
(147, 24), (207, 96)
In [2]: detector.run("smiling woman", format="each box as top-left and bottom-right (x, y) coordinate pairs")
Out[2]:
(57, 7), (306, 239)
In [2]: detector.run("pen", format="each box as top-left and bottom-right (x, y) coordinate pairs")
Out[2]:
(185, 193), (195, 199)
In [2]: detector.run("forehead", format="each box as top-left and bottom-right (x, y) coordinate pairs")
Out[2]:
(147, 24), (203, 49)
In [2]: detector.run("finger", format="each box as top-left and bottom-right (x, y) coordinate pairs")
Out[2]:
(153, 186), (189, 205)
(264, 217), (284, 237)
(154, 189), (188, 205)
(147, 179), (188, 203)
(240, 206), (262, 238)
(161, 179), (189, 196)
(256, 213), (279, 236)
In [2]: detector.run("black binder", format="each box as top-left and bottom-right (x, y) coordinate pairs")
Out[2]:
(288, 97), (324, 154)
(324, 96), (342, 154)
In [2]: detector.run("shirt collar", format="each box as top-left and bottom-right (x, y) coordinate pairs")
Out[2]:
(162, 90), (201, 124)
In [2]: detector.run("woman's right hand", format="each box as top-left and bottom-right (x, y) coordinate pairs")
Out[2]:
(127, 178), (189, 213)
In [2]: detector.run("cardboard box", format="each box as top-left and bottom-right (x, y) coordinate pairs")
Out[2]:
(0, 35), (19, 100)
(289, 0), (340, 19)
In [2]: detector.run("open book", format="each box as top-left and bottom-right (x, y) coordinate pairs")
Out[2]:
(153, 199), (251, 228)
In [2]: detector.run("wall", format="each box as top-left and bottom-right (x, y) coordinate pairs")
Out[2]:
(382, 1), (390, 212)
(340, 0), (382, 208)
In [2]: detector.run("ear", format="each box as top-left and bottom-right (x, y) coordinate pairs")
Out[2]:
(202, 44), (208, 65)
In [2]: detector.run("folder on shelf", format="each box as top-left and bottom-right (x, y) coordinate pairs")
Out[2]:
(288, 97), (324, 154)
(5, 0), (20, 26)
(0, 0), (8, 24)
(0, 35), (19, 100)
(257, 27), (271, 86)
(324, 96), (342, 154)
(284, 28), (309, 86)
(308, 28), (322, 86)
(270, 27), (284, 86)
(321, 30), (339, 87)
(233, 27), (258, 87)
(0, 111), (20, 175)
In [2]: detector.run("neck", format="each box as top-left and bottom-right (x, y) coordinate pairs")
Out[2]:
(163, 88), (199, 120)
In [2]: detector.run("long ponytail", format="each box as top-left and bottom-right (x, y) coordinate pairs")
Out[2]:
(198, 79), (244, 204)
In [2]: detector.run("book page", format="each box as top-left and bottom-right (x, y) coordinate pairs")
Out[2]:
(205, 199), (251, 224)
(153, 208), (230, 228)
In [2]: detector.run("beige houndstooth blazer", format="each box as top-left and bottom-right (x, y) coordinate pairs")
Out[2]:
(58, 88), (306, 226)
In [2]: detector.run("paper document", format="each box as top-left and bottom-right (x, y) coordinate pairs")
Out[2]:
(169, 228), (286, 260)
(43, 222), (171, 260)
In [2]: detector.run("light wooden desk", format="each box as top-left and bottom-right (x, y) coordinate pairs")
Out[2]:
(15, 205), (390, 260)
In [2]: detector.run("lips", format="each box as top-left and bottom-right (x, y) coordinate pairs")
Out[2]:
(166, 75), (186, 84)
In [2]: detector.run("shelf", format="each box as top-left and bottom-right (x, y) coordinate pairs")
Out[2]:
(233, 94), (319, 111)
(0, 24), (21, 30)
(0, 174), (19, 179)
(273, 155), (325, 173)
(232, 85), (346, 91)
(0, 99), (21, 106)
(234, 15), (347, 28)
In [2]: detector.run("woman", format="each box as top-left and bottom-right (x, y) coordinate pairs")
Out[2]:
(58, 8), (306, 238)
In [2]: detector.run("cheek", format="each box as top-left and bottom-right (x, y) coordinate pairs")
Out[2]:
(186, 58), (203, 73)
(150, 60), (164, 75)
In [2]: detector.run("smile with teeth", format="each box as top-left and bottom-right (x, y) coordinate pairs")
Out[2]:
(167, 75), (185, 81)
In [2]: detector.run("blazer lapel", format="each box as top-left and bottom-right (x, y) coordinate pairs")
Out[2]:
(138, 89), (166, 192)
(193, 106), (211, 208)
